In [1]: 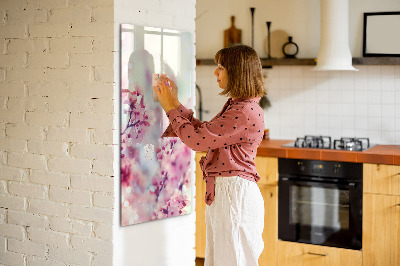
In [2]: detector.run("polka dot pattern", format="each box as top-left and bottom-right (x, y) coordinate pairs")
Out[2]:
(161, 97), (265, 205)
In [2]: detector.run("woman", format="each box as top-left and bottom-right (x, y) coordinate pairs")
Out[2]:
(154, 44), (266, 266)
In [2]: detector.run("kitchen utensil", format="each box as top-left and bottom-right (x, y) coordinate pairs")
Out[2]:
(266, 21), (272, 58)
(250, 7), (255, 48)
(224, 16), (242, 48)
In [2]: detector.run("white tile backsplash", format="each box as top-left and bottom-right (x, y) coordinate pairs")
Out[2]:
(195, 65), (400, 144)
(368, 117), (382, 131)
(316, 115), (330, 128)
(316, 89), (329, 103)
(341, 104), (355, 116)
(342, 116), (355, 129)
(395, 67), (400, 78)
(355, 117), (368, 130)
(382, 90), (395, 104)
(382, 105), (395, 118)
(396, 88), (400, 103)
(354, 89), (368, 104)
(304, 102), (316, 115)
(382, 79), (395, 91)
(367, 104), (382, 118)
(381, 66), (395, 77)
(367, 91), (381, 105)
(395, 118), (400, 131)
(341, 90), (355, 104)
(382, 117), (396, 131)
(355, 104), (368, 117)
(383, 131), (396, 144)
(316, 103), (330, 116)
(367, 77), (382, 91)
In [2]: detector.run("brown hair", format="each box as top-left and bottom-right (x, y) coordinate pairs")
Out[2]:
(214, 44), (266, 99)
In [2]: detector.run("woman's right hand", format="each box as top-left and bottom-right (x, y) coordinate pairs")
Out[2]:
(160, 74), (180, 108)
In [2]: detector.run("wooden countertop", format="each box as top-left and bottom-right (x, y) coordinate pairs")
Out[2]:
(256, 139), (400, 165)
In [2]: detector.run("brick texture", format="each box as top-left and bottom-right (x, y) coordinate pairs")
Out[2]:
(49, 37), (92, 53)
(7, 39), (47, 54)
(50, 216), (92, 236)
(0, 1), (115, 264)
(27, 227), (69, 248)
(7, 238), (47, 256)
(0, 0), (198, 264)
(0, 82), (25, 97)
(69, 205), (112, 223)
(8, 210), (50, 229)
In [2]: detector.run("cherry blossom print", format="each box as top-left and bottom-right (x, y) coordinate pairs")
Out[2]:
(121, 84), (192, 226)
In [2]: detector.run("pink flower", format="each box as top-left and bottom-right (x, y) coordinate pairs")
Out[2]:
(120, 83), (193, 225)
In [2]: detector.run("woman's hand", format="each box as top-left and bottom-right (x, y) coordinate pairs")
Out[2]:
(153, 77), (175, 113)
(160, 74), (180, 108)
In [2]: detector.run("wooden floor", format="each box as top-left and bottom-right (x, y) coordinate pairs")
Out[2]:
(195, 257), (204, 266)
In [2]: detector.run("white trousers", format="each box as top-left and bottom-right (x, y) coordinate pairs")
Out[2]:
(205, 176), (264, 266)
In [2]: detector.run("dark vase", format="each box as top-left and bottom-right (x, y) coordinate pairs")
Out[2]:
(282, 36), (299, 58)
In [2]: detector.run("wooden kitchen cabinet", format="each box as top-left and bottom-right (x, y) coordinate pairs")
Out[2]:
(195, 152), (207, 258)
(255, 156), (278, 186)
(363, 163), (400, 196)
(276, 240), (362, 266)
(258, 184), (278, 266)
(256, 156), (278, 266)
(363, 193), (400, 266)
(195, 153), (279, 264)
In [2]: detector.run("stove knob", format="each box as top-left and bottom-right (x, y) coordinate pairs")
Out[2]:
(298, 161), (305, 171)
(334, 164), (341, 174)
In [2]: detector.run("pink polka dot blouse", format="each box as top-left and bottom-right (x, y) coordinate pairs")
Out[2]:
(161, 97), (265, 205)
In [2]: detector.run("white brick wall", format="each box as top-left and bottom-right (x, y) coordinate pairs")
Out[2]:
(0, 0), (114, 265)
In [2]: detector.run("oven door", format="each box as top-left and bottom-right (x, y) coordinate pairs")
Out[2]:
(278, 176), (362, 250)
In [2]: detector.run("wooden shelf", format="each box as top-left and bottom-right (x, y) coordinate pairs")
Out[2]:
(260, 58), (316, 67)
(195, 58), (315, 67)
(352, 57), (400, 65)
(196, 57), (400, 67)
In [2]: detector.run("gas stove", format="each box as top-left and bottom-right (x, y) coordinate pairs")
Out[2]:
(283, 135), (374, 151)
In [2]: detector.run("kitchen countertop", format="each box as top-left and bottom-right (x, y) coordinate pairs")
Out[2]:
(256, 139), (400, 165)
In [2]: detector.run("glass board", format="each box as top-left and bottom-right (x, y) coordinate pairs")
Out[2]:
(120, 24), (194, 226)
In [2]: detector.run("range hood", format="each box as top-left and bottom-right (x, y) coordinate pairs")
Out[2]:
(314, 0), (358, 71)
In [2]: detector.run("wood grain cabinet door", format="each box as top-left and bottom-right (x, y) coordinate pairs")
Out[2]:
(255, 156), (278, 186)
(364, 164), (400, 196)
(363, 193), (400, 266)
(276, 241), (362, 266)
(195, 152), (207, 258)
(259, 185), (278, 266)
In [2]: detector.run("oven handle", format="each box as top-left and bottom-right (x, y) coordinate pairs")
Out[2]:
(280, 177), (357, 189)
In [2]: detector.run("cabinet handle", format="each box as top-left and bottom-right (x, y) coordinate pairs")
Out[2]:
(397, 204), (400, 207)
(307, 252), (328, 256)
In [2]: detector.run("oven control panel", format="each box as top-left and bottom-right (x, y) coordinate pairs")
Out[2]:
(280, 158), (362, 180)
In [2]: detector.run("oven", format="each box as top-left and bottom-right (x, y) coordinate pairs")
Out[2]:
(278, 158), (363, 250)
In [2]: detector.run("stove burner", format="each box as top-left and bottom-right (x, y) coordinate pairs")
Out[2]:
(295, 135), (332, 149)
(333, 137), (370, 151)
(286, 136), (372, 151)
